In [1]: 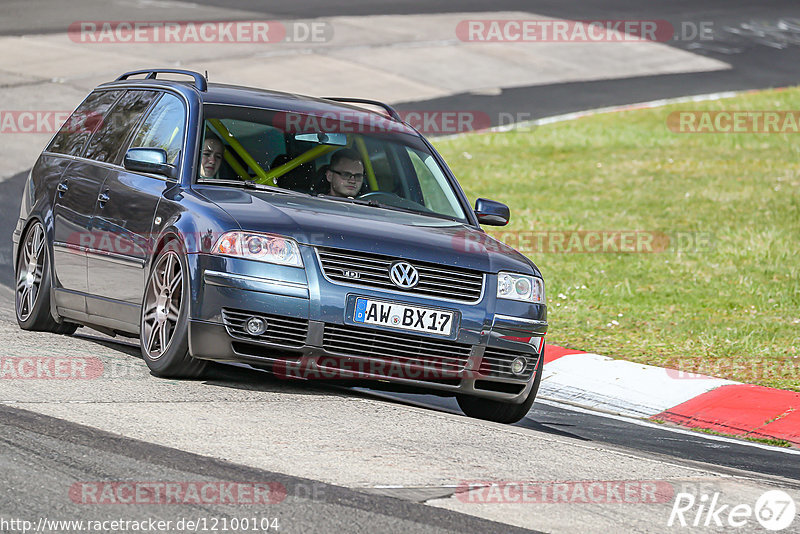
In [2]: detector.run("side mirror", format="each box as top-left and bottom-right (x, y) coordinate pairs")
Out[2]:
(474, 198), (510, 226)
(124, 148), (177, 179)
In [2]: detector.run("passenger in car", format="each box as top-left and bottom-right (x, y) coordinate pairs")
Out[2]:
(199, 133), (224, 178)
(325, 148), (365, 197)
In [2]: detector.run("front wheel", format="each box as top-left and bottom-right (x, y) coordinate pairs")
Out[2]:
(140, 244), (206, 378)
(457, 347), (545, 424)
(15, 221), (77, 335)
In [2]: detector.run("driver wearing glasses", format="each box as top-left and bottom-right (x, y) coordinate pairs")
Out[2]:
(325, 148), (365, 197)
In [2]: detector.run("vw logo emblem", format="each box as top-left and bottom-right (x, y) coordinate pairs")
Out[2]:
(389, 262), (419, 289)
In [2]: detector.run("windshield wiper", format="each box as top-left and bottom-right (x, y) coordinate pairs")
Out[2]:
(315, 194), (373, 206)
(197, 178), (307, 196)
(316, 194), (462, 222)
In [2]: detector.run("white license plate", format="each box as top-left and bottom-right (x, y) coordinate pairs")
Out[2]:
(354, 298), (454, 336)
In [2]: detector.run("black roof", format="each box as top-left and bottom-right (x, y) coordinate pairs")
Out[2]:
(204, 83), (361, 115)
(101, 69), (416, 136)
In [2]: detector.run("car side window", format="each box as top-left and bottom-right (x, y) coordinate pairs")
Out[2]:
(83, 90), (158, 164)
(47, 90), (122, 156)
(406, 148), (462, 218)
(130, 93), (186, 166)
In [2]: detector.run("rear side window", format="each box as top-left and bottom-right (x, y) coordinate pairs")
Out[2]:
(47, 90), (122, 156)
(130, 93), (186, 166)
(84, 90), (158, 163)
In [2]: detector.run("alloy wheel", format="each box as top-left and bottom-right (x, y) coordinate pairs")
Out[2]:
(141, 251), (183, 359)
(16, 223), (46, 322)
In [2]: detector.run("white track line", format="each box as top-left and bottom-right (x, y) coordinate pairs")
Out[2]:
(535, 398), (800, 455)
(435, 88), (771, 141)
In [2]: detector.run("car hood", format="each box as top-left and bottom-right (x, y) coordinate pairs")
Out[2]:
(196, 187), (541, 276)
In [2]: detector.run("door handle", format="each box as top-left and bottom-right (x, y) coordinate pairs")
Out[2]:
(98, 192), (110, 205)
(57, 182), (69, 196)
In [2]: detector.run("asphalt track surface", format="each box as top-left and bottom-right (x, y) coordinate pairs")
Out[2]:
(0, 1), (794, 33)
(5, 0), (800, 121)
(0, 404), (534, 534)
(363, 390), (800, 482)
(2, 1), (800, 532)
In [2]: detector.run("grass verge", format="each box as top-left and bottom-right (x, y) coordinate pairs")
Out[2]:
(434, 87), (800, 391)
(690, 427), (793, 448)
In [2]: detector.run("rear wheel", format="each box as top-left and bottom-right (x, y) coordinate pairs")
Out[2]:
(457, 347), (545, 424)
(140, 243), (206, 378)
(15, 221), (77, 335)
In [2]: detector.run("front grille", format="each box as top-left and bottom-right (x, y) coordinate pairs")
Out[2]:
(479, 347), (539, 380)
(222, 308), (309, 348)
(317, 247), (484, 303)
(323, 323), (472, 376)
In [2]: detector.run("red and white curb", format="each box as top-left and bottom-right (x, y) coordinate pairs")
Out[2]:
(442, 88), (799, 446)
(540, 344), (800, 447)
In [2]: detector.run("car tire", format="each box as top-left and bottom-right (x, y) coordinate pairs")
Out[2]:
(15, 221), (78, 335)
(140, 242), (206, 378)
(457, 345), (545, 424)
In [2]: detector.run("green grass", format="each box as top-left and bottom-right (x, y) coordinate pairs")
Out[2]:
(433, 87), (800, 391)
(651, 418), (792, 447)
(690, 427), (793, 448)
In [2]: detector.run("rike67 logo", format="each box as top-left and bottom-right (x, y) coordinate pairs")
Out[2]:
(669, 489), (796, 531)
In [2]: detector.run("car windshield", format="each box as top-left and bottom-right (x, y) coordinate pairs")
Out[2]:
(198, 104), (468, 222)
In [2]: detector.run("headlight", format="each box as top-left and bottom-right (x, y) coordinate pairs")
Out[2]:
(213, 232), (303, 267)
(497, 272), (545, 303)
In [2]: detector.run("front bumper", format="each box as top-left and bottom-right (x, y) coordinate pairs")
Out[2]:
(187, 251), (547, 403)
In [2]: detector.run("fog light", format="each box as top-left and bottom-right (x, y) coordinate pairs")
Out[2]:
(245, 317), (268, 336)
(511, 357), (527, 375)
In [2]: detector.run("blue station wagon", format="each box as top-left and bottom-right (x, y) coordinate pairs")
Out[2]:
(13, 69), (547, 423)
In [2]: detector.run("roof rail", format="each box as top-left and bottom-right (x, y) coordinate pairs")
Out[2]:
(115, 69), (207, 92)
(323, 97), (402, 122)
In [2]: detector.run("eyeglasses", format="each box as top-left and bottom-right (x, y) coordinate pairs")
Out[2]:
(330, 169), (365, 181)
